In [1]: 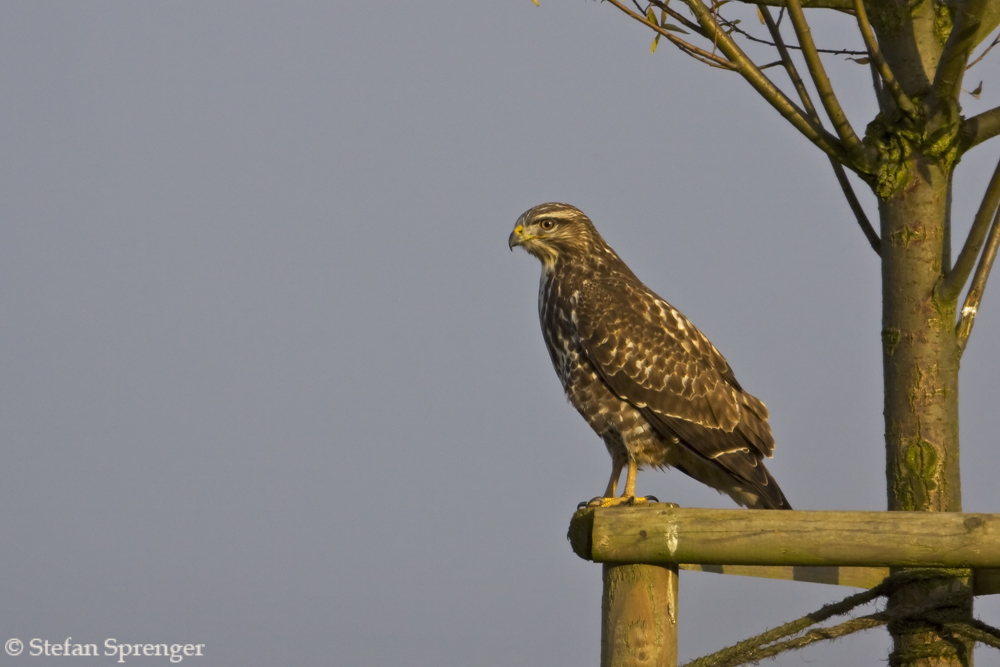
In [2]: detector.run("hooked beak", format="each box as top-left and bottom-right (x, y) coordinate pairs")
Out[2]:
(508, 224), (525, 251)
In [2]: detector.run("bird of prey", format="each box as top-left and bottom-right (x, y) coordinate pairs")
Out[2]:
(509, 203), (790, 510)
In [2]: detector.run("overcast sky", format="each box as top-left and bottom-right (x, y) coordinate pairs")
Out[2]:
(1, 2), (999, 666)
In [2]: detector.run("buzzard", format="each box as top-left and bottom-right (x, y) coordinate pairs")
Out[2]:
(509, 203), (790, 510)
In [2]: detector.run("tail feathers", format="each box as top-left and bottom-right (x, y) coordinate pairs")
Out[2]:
(749, 465), (791, 510)
(642, 408), (791, 509)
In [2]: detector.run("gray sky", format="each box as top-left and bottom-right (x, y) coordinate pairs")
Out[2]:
(1, 2), (999, 666)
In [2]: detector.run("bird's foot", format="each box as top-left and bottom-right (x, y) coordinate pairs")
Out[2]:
(581, 495), (659, 508)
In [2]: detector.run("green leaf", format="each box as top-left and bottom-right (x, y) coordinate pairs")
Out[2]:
(661, 23), (688, 34)
(651, 34), (661, 52)
(847, 56), (870, 65)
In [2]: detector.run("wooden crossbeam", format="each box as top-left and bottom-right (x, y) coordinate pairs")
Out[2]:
(677, 563), (890, 588)
(568, 504), (1000, 594)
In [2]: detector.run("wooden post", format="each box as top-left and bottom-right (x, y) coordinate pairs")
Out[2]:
(602, 562), (678, 667)
(569, 505), (1000, 666)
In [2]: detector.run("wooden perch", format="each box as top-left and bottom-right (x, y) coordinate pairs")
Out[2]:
(569, 505), (1000, 595)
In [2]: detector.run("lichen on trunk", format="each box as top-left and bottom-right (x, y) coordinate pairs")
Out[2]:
(879, 145), (961, 513)
(877, 147), (971, 667)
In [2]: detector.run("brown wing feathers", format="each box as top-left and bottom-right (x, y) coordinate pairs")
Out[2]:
(575, 279), (746, 438)
(575, 276), (788, 509)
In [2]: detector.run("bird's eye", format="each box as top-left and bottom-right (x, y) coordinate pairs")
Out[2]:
(540, 219), (555, 230)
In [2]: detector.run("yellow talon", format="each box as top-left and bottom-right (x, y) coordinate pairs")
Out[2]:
(587, 495), (657, 508)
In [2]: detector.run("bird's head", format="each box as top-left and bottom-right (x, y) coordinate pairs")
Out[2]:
(508, 202), (604, 268)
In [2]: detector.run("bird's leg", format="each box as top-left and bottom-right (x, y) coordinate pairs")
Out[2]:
(620, 458), (658, 503)
(603, 460), (624, 498)
(622, 457), (638, 498)
(583, 458), (625, 508)
(586, 457), (656, 507)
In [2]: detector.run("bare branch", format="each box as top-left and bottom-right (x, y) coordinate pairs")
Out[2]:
(759, 5), (880, 254)
(933, 0), (991, 104)
(962, 105), (1000, 150)
(868, 60), (887, 113)
(784, 0), (873, 170)
(674, 0), (856, 165)
(744, 0), (853, 8)
(831, 162), (881, 254)
(939, 156), (1000, 301)
(957, 205), (1000, 352)
(604, 0), (737, 69)
(646, 0), (710, 37)
(758, 6), (814, 114)
(944, 174), (953, 273)
(966, 31), (1000, 70)
(714, 15), (866, 55)
(603, 0), (857, 163)
(851, 0), (917, 117)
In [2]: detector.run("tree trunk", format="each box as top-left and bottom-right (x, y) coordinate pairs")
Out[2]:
(869, 0), (977, 661)
(880, 155), (972, 667)
(881, 157), (961, 515)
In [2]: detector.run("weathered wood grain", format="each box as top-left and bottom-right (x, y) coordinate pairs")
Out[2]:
(602, 563), (678, 667)
(587, 506), (1000, 567)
